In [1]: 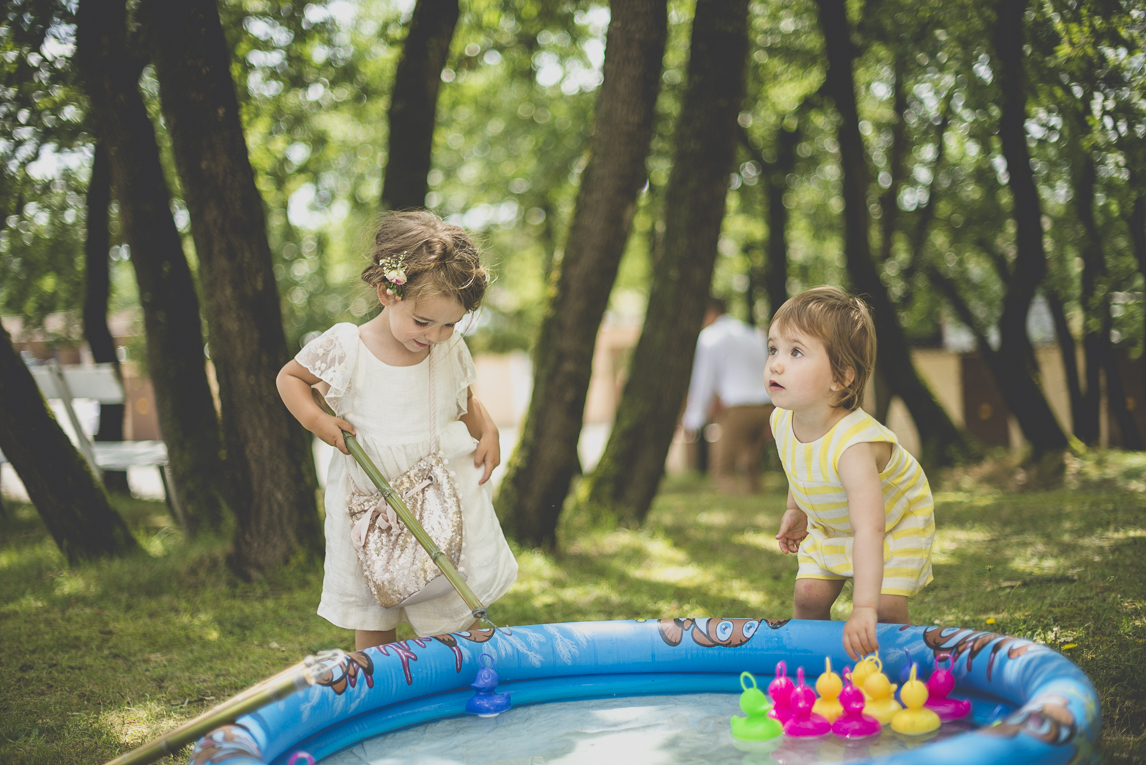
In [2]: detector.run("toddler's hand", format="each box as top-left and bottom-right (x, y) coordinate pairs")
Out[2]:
(775, 508), (809, 554)
(473, 432), (500, 485)
(843, 607), (879, 661)
(313, 413), (355, 455)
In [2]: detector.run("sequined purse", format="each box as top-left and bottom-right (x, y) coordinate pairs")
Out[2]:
(347, 349), (465, 609)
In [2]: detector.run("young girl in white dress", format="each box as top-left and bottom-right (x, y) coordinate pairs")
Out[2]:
(277, 211), (517, 650)
(767, 287), (934, 661)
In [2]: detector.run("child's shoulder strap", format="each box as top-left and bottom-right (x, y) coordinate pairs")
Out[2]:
(824, 409), (896, 474)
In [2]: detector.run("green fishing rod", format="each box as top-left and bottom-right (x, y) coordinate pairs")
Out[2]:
(103, 650), (346, 765)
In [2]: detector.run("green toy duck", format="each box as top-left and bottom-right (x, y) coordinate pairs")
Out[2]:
(730, 671), (784, 741)
(891, 664), (941, 735)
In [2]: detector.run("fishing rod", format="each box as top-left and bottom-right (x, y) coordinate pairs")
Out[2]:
(103, 650), (346, 765)
(311, 389), (492, 624)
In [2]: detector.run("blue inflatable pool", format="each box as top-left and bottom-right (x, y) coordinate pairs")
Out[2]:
(189, 618), (1100, 765)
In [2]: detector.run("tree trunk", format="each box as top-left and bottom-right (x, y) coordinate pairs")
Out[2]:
(82, 141), (129, 494)
(0, 325), (137, 562)
(583, 0), (749, 526)
(1076, 154), (1107, 445)
(1129, 172), (1146, 443)
(141, 0), (321, 576)
(1129, 172), (1146, 425)
(991, 0), (1070, 454)
(815, 0), (968, 467)
(738, 122), (795, 320)
(496, 0), (668, 548)
(1075, 153), (1141, 448)
(76, 0), (230, 531)
(380, 0), (460, 212)
(1046, 291), (1084, 435)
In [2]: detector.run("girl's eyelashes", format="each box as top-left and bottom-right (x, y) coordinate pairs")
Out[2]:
(414, 319), (430, 327)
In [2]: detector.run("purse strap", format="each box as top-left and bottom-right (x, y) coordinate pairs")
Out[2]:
(428, 344), (438, 454)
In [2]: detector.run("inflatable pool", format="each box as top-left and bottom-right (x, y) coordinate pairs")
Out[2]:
(188, 618), (1100, 765)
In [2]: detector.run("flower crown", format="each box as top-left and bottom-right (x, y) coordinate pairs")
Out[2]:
(379, 252), (408, 299)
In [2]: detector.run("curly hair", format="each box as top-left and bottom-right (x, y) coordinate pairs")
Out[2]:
(769, 286), (876, 411)
(361, 210), (488, 312)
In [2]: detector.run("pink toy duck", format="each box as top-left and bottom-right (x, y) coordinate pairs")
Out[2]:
(831, 670), (882, 739)
(925, 653), (971, 722)
(768, 660), (796, 722)
(783, 667), (831, 738)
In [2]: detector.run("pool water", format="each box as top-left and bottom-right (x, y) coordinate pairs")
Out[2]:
(319, 692), (979, 765)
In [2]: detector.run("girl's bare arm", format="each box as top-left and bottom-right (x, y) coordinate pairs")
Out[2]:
(459, 388), (500, 484)
(838, 441), (887, 660)
(276, 359), (356, 454)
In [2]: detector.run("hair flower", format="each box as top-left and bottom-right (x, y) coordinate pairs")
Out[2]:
(379, 252), (408, 297)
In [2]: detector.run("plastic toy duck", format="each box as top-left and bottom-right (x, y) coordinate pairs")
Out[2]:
(767, 660), (796, 722)
(464, 653), (511, 717)
(891, 664), (941, 735)
(850, 653), (882, 700)
(783, 667), (831, 737)
(831, 671), (882, 739)
(730, 672), (783, 741)
(861, 663), (901, 724)
(812, 657), (844, 723)
(925, 653), (972, 722)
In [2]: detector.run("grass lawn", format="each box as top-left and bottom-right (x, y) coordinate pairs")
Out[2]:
(1, 451), (1143, 764)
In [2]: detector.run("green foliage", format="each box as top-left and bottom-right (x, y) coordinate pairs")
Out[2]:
(0, 2), (91, 334)
(2, 454), (1145, 762)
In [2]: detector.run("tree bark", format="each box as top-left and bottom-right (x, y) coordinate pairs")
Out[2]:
(991, 0), (1070, 453)
(380, 0), (460, 212)
(738, 122), (795, 320)
(815, 0), (969, 467)
(82, 141), (129, 494)
(75, 0), (230, 531)
(583, 0), (749, 526)
(1129, 172), (1146, 440)
(496, 0), (668, 548)
(140, 0), (321, 576)
(0, 325), (137, 562)
(1075, 153), (1141, 448)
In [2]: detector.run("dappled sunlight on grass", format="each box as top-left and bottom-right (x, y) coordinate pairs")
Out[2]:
(52, 570), (98, 597)
(730, 529), (788, 554)
(930, 526), (991, 564)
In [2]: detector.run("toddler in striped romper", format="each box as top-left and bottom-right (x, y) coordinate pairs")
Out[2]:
(766, 287), (935, 661)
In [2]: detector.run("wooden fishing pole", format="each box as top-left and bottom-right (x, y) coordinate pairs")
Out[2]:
(103, 650), (345, 765)
(311, 389), (489, 622)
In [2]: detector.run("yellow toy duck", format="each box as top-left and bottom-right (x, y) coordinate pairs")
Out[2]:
(861, 662), (902, 725)
(850, 654), (883, 700)
(812, 657), (844, 723)
(891, 664), (941, 735)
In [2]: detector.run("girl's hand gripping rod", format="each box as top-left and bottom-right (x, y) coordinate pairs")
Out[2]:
(311, 389), (493, 625)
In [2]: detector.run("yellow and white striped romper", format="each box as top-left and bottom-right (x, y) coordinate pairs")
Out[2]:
(771, 407), (934, 596)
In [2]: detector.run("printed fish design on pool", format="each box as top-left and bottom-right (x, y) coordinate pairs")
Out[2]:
(658, 617), (789, 648)
(921, 627), (1046, 681)
(978, 694), (1077, 747)
(432, 627), (498, 673)
(313, 650), (375, 695)
(188, 723), (262, 765)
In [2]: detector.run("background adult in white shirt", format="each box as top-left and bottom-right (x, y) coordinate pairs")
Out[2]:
(682, 297), (773, 494)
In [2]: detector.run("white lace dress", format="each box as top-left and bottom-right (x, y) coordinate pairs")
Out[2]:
(296, 323), (518, 636)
